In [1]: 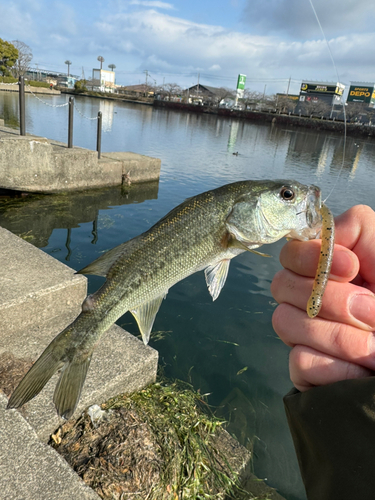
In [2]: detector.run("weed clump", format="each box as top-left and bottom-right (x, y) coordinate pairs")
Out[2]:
(50, 381), (245, 499)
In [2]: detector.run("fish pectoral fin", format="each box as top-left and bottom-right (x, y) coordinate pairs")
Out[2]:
(205, 259), (230, 301)
(131, 292), (167, 345)
(229, 238), (271, 257)
(247, 248), (272, 258)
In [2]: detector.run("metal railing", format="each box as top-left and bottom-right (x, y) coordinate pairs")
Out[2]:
(17, 76), (102, 157)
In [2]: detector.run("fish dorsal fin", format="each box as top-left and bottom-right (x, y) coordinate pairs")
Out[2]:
(77, 237), (141, 277)
(204, 259), (230, 301)
(130, 292), (167, 345)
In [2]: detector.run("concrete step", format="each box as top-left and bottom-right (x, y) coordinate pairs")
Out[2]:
(0, 125), (161, 192)
(0, 226), (87, 358)
(0, 224), (159, 498)
(0, 392), (101, 500)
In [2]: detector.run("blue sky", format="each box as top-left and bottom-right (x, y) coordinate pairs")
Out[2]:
(1, 0), (375, 95)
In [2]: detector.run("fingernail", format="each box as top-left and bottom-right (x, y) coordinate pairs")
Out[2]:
(349, 294), (375, 329)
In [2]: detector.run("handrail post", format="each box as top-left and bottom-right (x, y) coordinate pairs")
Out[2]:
(68, 97), (74, 148)
(97, 111), (102, 159)
(18, 76), (26, 136)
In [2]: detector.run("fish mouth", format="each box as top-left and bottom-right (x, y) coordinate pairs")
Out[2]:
(289, 184), (323, 241)
(306, 185), (322, 230)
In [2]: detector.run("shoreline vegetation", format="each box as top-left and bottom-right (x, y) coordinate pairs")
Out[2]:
(47, 86), (375, 139)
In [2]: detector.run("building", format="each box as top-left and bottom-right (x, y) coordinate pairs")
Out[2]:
(57, 75), (78, 89)
(186, 84), (234, 106)
(25, 69), (78, 88)
(91, 69), (116, 93)
(116, 84), (155, 97)
(297, 81), (345, 117)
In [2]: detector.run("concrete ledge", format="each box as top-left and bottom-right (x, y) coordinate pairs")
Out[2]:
(101, 151), (161, 183)
(0, 84), (61, 94)
(0, 227), (87, 356)
(12, 323), (158, 442)
(0, 392), (100, 500)
(0, 125), (161, 192)
(0, 226), (159, 440)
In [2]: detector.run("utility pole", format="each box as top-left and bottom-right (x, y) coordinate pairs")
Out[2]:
(197, 72), (200, 92)
(263, 84), (267, 101)
(286, 76), (291, 96)
(144, 69), (149, 88)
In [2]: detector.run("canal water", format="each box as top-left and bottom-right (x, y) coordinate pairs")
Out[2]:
(1, 91), (375, 499)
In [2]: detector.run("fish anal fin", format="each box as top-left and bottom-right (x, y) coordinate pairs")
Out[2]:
(205, 259), (230, 301)
(131, 292), (167, 345)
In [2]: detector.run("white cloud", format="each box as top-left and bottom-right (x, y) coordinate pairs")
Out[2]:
(129, 0), (175, 9)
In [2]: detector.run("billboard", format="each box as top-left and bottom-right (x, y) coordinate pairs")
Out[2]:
(347, 84), (375, 104)
(236, 74), (246, 99)
(300, 82), (344, 96)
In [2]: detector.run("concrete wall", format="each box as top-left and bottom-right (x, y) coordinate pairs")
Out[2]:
(0, 126), (161, 193)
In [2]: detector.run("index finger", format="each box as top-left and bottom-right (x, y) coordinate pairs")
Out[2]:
(334, 205), (375, 288)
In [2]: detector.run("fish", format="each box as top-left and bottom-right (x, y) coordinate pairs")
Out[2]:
(7, 179), (324, 419)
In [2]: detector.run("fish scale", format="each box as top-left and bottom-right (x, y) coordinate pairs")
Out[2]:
(8, 179), (324, 419)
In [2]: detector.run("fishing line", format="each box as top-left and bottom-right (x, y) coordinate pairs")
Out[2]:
(307, 0), (347, 203)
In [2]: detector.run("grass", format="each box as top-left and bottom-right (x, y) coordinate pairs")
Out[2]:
(51, 380), (246, 499)
(104, 381), (239, 499)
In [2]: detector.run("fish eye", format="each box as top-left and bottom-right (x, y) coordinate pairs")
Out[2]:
(280, 187), (295, 201)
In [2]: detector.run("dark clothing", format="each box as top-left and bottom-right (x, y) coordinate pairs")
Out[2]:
(284, 378), (375, 500)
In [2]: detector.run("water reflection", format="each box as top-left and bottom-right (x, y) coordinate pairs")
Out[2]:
(0, 92), (20, 128)
(227, 120), (239, 152)
(0, 182), (159, 249)
(99, 100), (114, 133)
(2, 91), (375, 500)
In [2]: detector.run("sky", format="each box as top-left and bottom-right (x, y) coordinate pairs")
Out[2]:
(1, 0), (375, 95)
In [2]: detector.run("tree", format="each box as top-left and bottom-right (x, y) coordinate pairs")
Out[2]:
(108, 64), (116, 71)
(162, 83), (182, 101)
(213, 87), (235, 106)
(345, 102), (367, 123)
(10, 40), (32, 78)
(0, 38), (18, 76)
(74, 79), (87, 93)
(275, 95), (298, 114)
(241, 89), (263, 110)
(302, 98), (331, 118)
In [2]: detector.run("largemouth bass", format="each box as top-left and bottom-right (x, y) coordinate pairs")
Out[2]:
(8, 180), (325, 419)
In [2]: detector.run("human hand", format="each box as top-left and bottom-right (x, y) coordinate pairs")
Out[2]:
(271, 205), (375, 391)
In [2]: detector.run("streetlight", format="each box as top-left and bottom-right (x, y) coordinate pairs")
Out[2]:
(65, 60), (72, 76)
(97, 56), (105, 70)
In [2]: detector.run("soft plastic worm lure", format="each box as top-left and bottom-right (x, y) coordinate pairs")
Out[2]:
(307, 204), (335, 318)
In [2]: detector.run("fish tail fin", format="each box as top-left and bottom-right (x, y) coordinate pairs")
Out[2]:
(53, 354), (92, 419)
(7, 324), (93, 419)
(7, 348), (65, 411)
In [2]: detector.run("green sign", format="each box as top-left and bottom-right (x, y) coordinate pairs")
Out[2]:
(237, 74), (246, 91)
(347, 85), (375, 103)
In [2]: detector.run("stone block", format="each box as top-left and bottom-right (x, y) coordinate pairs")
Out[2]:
(0, 227), (87, 358)
(0, 392), (100, 500)
(14, 323), (159, 442)
(101, 151), (161, 183)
